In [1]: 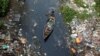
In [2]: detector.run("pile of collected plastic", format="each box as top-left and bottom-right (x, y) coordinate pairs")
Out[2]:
(67, 18), (100, 56)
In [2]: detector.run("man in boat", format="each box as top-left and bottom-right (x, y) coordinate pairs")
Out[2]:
(45, 26), (51, 34)
(46, 10), (55, 17)
(48, 10), (55, 24)
(44, 10), (55, 38)
(50, 10), (55, 16)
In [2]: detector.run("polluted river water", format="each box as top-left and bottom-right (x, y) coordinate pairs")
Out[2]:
(20, 0), (70, 56)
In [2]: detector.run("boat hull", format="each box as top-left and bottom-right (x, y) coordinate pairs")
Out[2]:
(43, 16), (55, 41)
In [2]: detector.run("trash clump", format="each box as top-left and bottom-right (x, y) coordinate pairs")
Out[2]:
(66, 18), (100, 56)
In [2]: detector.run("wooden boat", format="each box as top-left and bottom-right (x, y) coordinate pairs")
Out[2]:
(43, 11), (55, 41)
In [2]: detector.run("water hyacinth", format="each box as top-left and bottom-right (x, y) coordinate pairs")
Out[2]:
(0, 0), (9, 16)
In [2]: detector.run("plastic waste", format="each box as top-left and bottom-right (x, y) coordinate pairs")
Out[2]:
(70, 47), (76, 53)
(75, 37), (82, 44)
(19, 37), (27, 44)
(32, 36), (41, 49)
(2, 44), (9, 49)
(44, 52), (47, 56)
(71, 34), (77, 38)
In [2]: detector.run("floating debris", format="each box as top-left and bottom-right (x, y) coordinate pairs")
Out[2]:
(19, 37), (27, 44)
(32, 36), (41, 49)
(37, 52), (41, 55)
(59, 12), (61, 15)
(44, 52), (47, 56)
(57, 40), (62, 47)
(33, 22), (38, 27)
(32, 36), (37, 39)
(34, 0), (38, 4)
(19, 28), (22, 31)
(18, 28), (23, 36)
(13, 14), (21, 22)
(31, 9), (34, 12)
(23, 12), (26, 15)
(32, 29), (35, 33)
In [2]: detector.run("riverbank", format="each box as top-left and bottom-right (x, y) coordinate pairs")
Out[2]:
(60, 0), (100, 56)
(0, 0), (34, 56)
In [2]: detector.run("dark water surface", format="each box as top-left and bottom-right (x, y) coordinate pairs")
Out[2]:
(20, 0), (70, 56)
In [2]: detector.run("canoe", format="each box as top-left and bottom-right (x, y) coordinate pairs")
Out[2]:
(43, 12), (55, 41)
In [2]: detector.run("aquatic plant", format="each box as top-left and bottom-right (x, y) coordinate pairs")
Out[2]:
(0, 20), (5, 30)
(60, 6), (77, 22)
(74, 0), (88, 8)
(76, 10), (91, 20)
(0, 0), (9, 16)
(60, 5), (91, 22)
(94, 0), (100, 16)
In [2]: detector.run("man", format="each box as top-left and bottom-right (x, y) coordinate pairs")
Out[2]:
(50, 10), (55, 17)
(46, 9), (55, 17)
